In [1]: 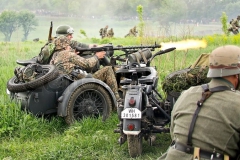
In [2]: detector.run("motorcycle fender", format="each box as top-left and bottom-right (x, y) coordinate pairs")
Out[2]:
(122, 88), (142, 135)
(123, 119), (141, 135)
(57, 77), (117, 117)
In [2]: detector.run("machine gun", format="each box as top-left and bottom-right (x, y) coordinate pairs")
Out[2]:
(75, 43), (161, 65)
(75, 43), (161, 56)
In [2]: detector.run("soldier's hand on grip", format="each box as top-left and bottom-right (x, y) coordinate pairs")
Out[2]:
(95, 51), (106, 59)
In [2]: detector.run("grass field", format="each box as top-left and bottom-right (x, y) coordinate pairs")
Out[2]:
(0, 18), (240, 159)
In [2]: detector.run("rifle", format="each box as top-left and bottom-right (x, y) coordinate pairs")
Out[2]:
(48, 21), (53, 42)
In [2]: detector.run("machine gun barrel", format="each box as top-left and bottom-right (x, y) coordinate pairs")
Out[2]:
(112, 44), (161, 50)
(75, 44), (161, 56)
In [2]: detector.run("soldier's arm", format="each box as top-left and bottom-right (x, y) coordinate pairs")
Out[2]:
(70, 53), (98, 69)
(70, 40), (89, 49)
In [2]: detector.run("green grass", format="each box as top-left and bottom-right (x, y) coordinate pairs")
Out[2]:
(1, 33), (240, 159)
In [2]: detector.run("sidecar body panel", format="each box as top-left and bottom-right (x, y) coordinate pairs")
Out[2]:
(13, 75), (72, 115)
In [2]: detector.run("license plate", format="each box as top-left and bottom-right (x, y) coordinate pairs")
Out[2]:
(121, 108), (141, 119)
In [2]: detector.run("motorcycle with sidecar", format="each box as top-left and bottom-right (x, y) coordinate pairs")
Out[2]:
(113, 47), (176, 158)
(6, 43), (166, 126)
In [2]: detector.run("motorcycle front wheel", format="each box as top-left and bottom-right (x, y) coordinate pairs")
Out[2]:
(127, 135), (142, 158)
(65, 83), (112, 125)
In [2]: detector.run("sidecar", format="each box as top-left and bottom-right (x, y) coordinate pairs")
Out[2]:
(7, 59), (117, 125)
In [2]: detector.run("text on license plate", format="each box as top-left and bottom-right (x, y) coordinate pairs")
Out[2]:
(121, 108), (141, 119)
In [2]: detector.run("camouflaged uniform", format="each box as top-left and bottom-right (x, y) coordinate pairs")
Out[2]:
(103, 25), (108, 38)
(51, 51), (120, 100)
(37, 42), (56, 64)
(51, 36), (120, 100)
(37, 39), (89, 65)
(125, 26), (138, 37)
(132, 26), (138, 36)
(99, 28), (104, 38)
(230, 18), (240, 30)
(228, 16), (240, 34)
(107, 28), (114, 38)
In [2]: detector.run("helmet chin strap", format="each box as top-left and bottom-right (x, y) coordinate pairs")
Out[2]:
(236, 74), (240, 90)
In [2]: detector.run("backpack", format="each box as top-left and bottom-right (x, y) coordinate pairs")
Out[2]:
(37, 42), (55, 64)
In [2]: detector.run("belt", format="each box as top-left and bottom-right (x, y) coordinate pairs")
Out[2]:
(173, 142), (233, 160)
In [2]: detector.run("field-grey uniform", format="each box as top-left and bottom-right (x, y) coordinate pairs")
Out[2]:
(158, 78), (240, 160)
(158, 45), (240, 160)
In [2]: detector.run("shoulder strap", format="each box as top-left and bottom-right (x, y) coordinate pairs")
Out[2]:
(187, 84), (230, 146)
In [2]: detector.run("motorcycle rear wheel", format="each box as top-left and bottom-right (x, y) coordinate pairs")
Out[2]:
(127, 135), (142, 158)
(65, 83), (112, 125)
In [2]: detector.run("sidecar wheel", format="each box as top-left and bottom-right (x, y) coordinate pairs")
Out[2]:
(65, 83), (112, 125)
(127, 135), (142, 158)
(7, 65), (59, 92)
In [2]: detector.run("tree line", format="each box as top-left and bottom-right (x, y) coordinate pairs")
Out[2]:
(0, 10), (38, 41)
(1, 0), (240, 24)
(1, 0), (239, 41)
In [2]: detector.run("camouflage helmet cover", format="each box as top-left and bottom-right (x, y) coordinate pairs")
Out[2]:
(54, 35), (71, 50)
(56, 25), (74, 36)
(237, 15), (240, 20)
(207, 45), (240, 78)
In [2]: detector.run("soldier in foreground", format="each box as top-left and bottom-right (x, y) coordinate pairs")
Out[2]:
(158, 45), (240, 160)
(50, 35), (121, 103)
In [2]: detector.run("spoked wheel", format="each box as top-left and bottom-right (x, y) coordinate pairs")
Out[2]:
(127, 135), (142, 158)
(65, 83), (112, 125)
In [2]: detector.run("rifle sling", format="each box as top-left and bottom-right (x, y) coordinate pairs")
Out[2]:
(187, 84), (231, 146)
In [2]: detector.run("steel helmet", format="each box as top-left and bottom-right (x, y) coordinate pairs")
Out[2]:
(207, 45), (240, 78)
(54, 35), (71, 50)
(55, 25), (74, 36)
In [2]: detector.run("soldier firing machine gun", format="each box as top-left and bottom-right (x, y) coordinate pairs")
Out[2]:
(74, 43), (161, 66)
